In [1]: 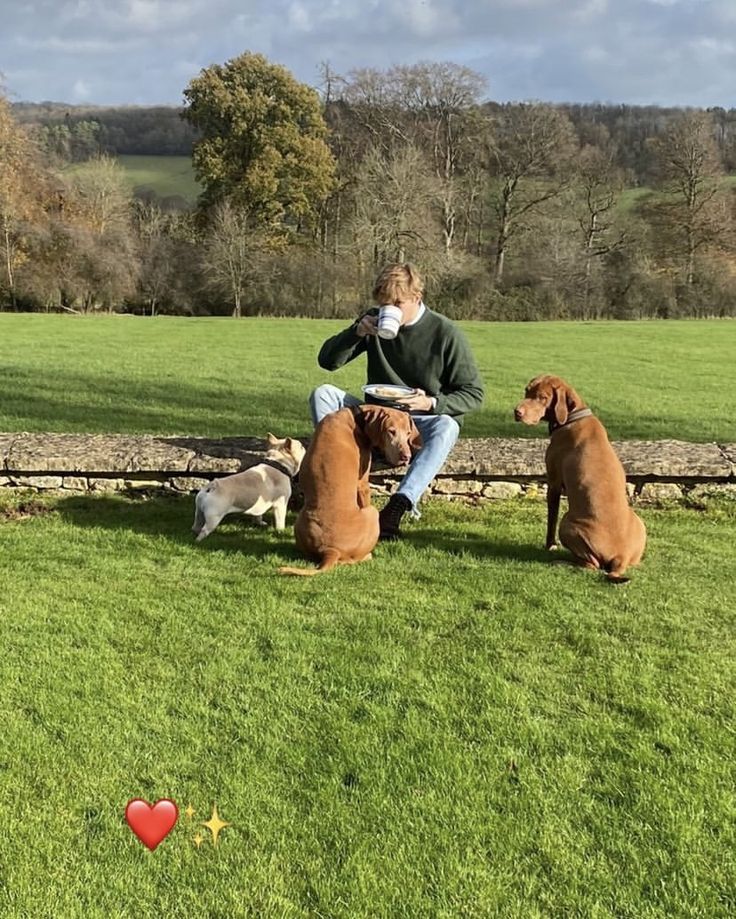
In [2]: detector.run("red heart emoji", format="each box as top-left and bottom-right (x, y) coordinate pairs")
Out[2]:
(125, 798), (178, 851)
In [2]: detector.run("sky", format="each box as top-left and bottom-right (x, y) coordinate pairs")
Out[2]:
(1, 0), (734, 108)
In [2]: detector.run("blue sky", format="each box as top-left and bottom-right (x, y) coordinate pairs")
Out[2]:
(1, 0), (734, 107)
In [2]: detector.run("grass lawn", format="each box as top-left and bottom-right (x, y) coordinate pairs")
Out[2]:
(0, 491), (734, 917)
(1, 314), (734, 442)
(1, 315), (734, 915)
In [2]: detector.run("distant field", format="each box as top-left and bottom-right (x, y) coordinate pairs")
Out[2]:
(65, 155), (201, 204)
(65, 158), (736, 213)
(116, 155), (200, 203)
(0, 315), (734, 442)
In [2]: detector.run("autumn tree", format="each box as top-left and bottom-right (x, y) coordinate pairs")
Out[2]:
(183, 52), (336, 238)
(59, 156), (138, 311)
(0, 93), (47, 308)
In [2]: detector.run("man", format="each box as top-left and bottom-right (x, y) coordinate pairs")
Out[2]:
(309, 262), (484, 540)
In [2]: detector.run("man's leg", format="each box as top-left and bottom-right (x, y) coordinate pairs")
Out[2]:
(379, 414), (460, 540)
(308, 383), (361, 426)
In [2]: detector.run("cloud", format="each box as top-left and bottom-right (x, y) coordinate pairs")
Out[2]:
(0, 0), (734, 107)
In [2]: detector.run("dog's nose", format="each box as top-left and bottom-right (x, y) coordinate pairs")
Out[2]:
(514, 407), (524, 421)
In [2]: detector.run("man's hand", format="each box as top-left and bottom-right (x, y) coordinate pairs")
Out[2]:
(355, 314), (378, 338)
(397, 388), (434, 412)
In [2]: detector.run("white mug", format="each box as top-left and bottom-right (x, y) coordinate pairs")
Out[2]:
(377, 305), (402, 339)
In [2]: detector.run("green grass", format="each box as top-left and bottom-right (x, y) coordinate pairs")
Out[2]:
(65, 155), (201, 203)
(0, 491), (734, 917)
(0, 314), (734, 442)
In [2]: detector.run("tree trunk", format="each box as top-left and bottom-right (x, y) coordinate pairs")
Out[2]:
(583, 212), (597, 318)
(492, 185), (512, 288)
(3, 219), (17, 310)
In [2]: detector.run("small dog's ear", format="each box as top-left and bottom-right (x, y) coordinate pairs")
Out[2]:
(266, 432), (279, 445)
(409, 418), (423, 452)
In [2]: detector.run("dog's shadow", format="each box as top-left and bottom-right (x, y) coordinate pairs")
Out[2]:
(54, 492), (304, 560)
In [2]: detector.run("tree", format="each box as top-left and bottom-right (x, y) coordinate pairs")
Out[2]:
(0, 93), (46, 308)
(647, 111), (731, 286)
(352, 143), (438, 269)
(486, 103), (577, 287)
(204, 199), (268, 317)
(183, 52), (336, 237)
(574, 142), (627, 316)
(329, 62), (488, 258)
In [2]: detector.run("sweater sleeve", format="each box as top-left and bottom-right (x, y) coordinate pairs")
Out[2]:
(317, 321), (369, 370)
(433, 328), (485, 417)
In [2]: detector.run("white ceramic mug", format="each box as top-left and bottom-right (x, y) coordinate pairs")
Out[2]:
(376, 305), (402, 339)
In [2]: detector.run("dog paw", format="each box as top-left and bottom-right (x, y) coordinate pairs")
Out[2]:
(546, 543), (559, 551)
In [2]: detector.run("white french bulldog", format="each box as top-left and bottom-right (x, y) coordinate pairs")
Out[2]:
(192, 434), (306, 541)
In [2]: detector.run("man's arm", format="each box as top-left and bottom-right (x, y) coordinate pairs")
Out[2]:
(434, 330), (485, 416)
(317, 315), (374, 370)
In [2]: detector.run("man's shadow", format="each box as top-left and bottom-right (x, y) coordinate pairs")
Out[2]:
(54, 492), (305, 561)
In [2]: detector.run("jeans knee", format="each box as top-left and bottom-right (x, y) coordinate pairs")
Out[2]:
(309, 383), (343, 425)
(309, 383), (336, 408)
(434, 414), (460, 444)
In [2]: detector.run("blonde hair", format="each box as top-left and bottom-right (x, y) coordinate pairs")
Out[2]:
(372, 263), (424, 305)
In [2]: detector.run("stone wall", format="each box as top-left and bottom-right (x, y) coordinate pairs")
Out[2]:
(1, 432), (735, 505)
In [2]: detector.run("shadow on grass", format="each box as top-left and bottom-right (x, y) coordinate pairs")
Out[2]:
(53, 492), (305, 562)
(3, 365), (552, 439)
(404, 527), (553, 565)
(52, 492), (553, 571)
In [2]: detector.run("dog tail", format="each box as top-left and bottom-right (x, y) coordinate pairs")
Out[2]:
(605, 558), (630, 584)
(279, 548), (341, 577)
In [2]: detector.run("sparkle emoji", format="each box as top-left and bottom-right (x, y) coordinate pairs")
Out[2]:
(202, 803), (230, 847)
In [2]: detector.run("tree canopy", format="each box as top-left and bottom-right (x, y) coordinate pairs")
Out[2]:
(182, 52), (336, 235)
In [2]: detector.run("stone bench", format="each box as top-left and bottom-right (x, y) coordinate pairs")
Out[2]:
(1, 433), (735, 505)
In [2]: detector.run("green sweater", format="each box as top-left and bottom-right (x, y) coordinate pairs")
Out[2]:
(318, 307), (484, 425)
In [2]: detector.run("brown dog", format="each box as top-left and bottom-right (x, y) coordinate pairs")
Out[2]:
(279, 405), (422, 576)
(515, 375), (646, 583)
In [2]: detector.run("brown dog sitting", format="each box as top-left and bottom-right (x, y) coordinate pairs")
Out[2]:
(279, 405), (422, 576)
(514, 375), (646, 583)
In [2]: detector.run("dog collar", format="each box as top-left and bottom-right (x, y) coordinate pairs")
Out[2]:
(565, 408), (593, 424)
(549, 407), (593, 434)
(251, 457), (299, 480)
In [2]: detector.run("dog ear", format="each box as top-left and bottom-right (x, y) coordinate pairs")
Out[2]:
(408, 417), (423, 451)
(266, 432), (279, 445)
(360, 408), (385, 446)
(553, 385), (569, 426)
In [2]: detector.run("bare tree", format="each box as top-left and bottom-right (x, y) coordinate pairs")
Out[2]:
(486, 103), (577, 287)
(205, 200), (267, 317)
(648, 110), (730, 285)
(351, 144), (438, 269)
(575, 143), (627, 316)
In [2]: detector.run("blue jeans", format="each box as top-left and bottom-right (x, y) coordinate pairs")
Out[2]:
(308, 384), (460, 511)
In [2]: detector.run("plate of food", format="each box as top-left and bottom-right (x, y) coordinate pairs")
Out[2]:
(362, 384), (417, 402)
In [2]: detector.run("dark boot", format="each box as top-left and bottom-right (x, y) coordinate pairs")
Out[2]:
(379, 493), (412, 541)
